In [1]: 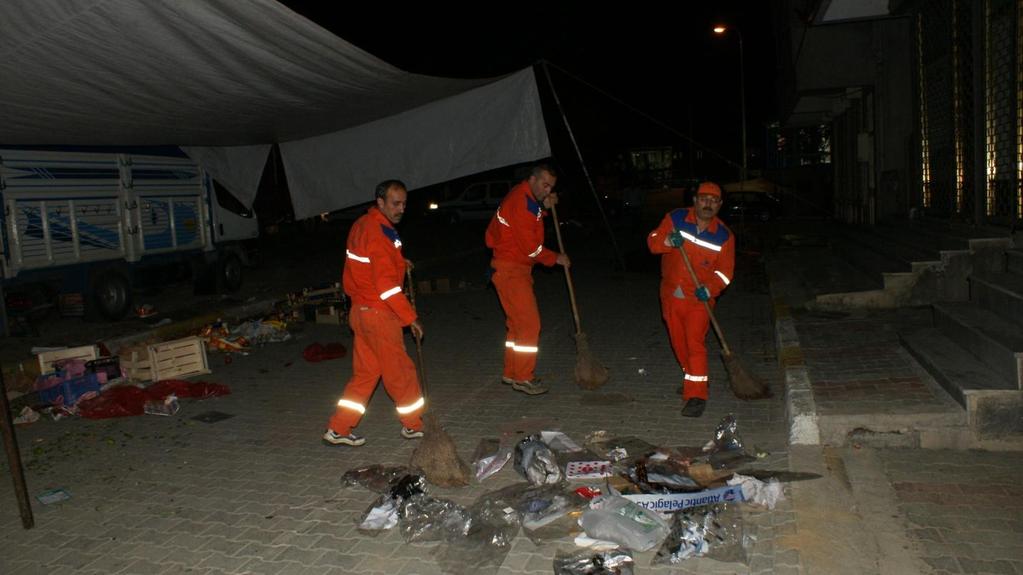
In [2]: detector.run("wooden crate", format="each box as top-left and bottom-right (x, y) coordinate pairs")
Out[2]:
(149, 336), (210, 381)
(120, 348), (153, 383)
(37, 345), (98, 374)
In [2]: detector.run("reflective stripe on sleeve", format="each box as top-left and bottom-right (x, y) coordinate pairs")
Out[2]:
(379, 286), (402, 300)
(528, 245), (543, 258)
(496, 209), (510, 227)
(714, 270), (731, 285)
(337, 398), (366, 413)
(346, 250), (370, 263)
(396, 397), (425, 414)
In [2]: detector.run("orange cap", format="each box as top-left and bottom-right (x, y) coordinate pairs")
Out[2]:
(696, 182), (722, 198)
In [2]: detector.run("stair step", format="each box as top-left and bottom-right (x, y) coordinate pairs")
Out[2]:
(1007, 249), (1023, 274)
(900, 328), (1016, 408)
(872, 222), (964, 254)
(970, 273), (1023, 326)
(933, 302), (1023, 388)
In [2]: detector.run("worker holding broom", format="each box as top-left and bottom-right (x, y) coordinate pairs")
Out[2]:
(323, 180), (425, 446)
(647, 181), (735, 418)
(486, 162), (570, 395)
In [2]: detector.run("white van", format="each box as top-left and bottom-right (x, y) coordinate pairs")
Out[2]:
(428, 179), (515, 223)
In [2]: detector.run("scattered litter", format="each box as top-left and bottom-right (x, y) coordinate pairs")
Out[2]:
(514, 434), (562, 486)
(191, 410), (234, 424)
(471, 437), (513, 483)
(571, 534), (621, 551)
(36, 488), (72, 505)
(554, 547), (634, 574)
(565, 461), (613, 480)
(652, 503), (754, 565)
(578, 494), (670, 552)
(637, 368), (647, 376)
(13, 406), (40, 425)
(540, 431), (585, 453)
(727, 473), (784, 509)
(144, 394), (180, 416)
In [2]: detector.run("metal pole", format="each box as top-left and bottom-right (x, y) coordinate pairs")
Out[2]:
(738, 29), (747, 182)
(539, 61), (626, 272)
(0, 362), (35, 529)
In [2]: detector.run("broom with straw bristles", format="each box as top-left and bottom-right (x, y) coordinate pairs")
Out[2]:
(675, 241), (771, 400)
(549, 204), (609, 390)
(405, 267), (470, 487)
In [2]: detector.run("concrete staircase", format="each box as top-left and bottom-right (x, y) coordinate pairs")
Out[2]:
(811, 219), (1011, 310)
(900, 248), (1023, 444)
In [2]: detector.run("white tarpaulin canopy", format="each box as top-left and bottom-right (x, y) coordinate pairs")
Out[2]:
(0, 0), (550, 218)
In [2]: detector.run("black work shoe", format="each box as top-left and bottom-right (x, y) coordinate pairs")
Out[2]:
(512, 378), (549, 395)
(501, 376), (515, 385)
(680, 398), (707, 418)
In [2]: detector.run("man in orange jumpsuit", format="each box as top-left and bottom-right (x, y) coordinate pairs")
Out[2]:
(647, 182), (735, 418)
(323, 180), (425, 446)
(485, 163), (570, 395)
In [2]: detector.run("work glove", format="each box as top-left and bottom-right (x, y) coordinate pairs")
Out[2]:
(695, 286), (711, 302)
(667, 229), (685, 248)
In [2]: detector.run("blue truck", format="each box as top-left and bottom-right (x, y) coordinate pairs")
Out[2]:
(0, 149), (258, 326)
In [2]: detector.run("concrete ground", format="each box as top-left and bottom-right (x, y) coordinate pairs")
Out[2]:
(1, 218), (1021, 574)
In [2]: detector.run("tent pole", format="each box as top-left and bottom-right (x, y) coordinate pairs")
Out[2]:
(539, 61), (626, 272)
(0, 362), (34, 529)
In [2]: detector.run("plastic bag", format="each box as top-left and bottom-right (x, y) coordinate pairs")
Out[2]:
(578, 495), (670, 552)
(584, 434), (656, 464)
(514, 435), (562, 486)
(727, 473), (784, 509)
(553, 548), (634, 575)
(433, 484), (523, 575)
(398, 493), (472, 543)
(472, 437), (513, 482)
(518, 486), (587, 544)
(625, 455), (702, 493)
(355, 473), (426, 534)
(652, 503), (754, 565)
(340, 464), (413, 492)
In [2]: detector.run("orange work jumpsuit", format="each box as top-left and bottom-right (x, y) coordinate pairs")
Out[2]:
(485, 181), (560, 383)
(647, 208), (735, 401)
(327, 207), (424, 435)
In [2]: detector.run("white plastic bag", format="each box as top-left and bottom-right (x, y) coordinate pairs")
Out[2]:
(578, 495), (670, 552)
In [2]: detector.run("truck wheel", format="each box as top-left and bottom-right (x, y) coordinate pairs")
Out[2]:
(219, 253), (243, 293)
(91, 270), (132, 320)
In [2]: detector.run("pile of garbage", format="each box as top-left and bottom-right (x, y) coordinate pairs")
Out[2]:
(341, 416), (797, 574)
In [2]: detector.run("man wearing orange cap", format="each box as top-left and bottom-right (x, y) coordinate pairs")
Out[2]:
(485, 162), (570, 395)
(323, 179), (425, 446)
(647, 181), (735, 418)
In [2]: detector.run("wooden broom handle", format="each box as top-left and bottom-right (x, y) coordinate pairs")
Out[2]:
(675, 238), (732, 355)
(549, 204), (582, 335)
(405, 267), (428, 397)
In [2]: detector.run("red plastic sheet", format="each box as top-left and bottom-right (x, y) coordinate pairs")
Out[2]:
(78, 379), (231, 419)
(302, 342), (348, 362)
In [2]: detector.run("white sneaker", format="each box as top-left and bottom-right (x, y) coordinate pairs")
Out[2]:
(323, 430), (365, 446)
(400, 427), (424, 439)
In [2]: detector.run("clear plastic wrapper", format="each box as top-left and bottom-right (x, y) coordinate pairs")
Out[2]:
(433, 484), (523, 575)
(703, 415), (758, 469)
(553, 548), (635, 575)
(652, 503), (755, 565)
(355, 473), (426, 535)
(727, 473), (784, 509)
(514, 434), (562, 486)
(518, 486), (587, 544)
(341, 464), (413, 492)
(472, 437), (513, 483)
(578, 495), (670, 552)
(398, 493), (472, 543)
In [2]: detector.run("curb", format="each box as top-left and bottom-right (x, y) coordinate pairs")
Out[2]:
(773, 298), (820, 446)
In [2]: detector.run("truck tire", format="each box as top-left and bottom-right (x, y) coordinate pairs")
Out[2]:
(219, 253), (243, 293)
(91, 270), (132, 320)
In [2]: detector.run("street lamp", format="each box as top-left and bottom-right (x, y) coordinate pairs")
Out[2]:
(713, 24), (746, 181)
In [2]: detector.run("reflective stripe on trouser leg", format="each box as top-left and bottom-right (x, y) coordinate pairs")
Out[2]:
(328, 307), (425, 433)
(662, 295), (711, 400)
(492, 262), (540, 382)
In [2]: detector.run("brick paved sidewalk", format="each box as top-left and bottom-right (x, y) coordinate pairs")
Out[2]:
(1, 253), (792, 574)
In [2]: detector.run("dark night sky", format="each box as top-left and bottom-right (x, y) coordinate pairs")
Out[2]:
(280, 3), (778, 176)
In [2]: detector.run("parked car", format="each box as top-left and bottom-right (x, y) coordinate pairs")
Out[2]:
(427, 179), (514, 223)
(722, 190), (783, 222)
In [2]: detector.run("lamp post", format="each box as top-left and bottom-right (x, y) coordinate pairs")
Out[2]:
(713, 24), (746, 181)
